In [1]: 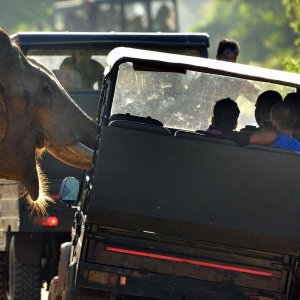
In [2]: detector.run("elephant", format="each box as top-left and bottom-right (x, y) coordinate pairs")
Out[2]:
(0, 28), (97, 213)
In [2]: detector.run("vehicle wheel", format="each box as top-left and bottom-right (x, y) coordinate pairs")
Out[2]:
(48, 276), (61, 300)
(8, 236), (41, 300)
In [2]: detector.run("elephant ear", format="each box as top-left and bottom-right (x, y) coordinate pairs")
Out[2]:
(0, 28), (14, 73)
(0, 92), (7, 142)
(0, 28), (13, 141)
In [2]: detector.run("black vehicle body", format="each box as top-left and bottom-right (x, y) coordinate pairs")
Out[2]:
(53, 47), (300, 300)
(0, 33), (209, 300)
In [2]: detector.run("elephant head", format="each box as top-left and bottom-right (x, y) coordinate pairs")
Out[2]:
(0, 28), (98, 213)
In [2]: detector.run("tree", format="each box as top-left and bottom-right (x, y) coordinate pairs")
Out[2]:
(189, 0), (296, 70)
(0, 0), (55, 33)
(282, 0), (300, 72)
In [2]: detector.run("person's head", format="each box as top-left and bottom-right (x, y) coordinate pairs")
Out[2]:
(216, 39), (240, 63)
(284, 92), (300, 139)
(211, 97), (240, 131)
(271, 101), (296, 134)
(255, 90), (283, 127)
(157, 4), (171, 20)
(155, 5), (175, 32)
(284, 92), (300, 117)
(73, 50), (92, 64)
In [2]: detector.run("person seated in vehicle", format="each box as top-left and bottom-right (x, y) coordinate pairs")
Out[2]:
(240, 90), (283, 132)
(206, 97), (240, 135)
(230, 95), (300, 149)
(60, 50), (104, 89)
(154, 4), (176, 32)
(283, 92), (300, 140)
(187, 39), (258, 128)
(216, 38), (240, 63)
(215, 39), (259, 103)
(126, 15), (147, 32)
(209, 93), (289, 148)
(188, 39), (242, 102)
(229, 100), (300, 150)
(268, 101), (300, 152)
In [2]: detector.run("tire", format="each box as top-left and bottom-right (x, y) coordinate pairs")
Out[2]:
(8, 236), (41, 300)
(48, 276), (61, 300)
(57, 242), (72, 297)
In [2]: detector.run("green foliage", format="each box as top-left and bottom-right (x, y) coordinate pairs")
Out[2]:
(281, 0), (300, 73)
(282, 0), (300, 40)
(190, 0), (297, 70)
(283, 57), (300, 73)
(0, 0), (55, 33)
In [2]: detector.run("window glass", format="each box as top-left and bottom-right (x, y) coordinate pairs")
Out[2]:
(53, 0), (178, 32)
(123, 2), (149, 32)
(111, 62), (294, 131)
(27, 51), (106, 91)
(95, 3), (122, 31)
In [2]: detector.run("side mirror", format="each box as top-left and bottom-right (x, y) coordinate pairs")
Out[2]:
(59, 177), (80, 205)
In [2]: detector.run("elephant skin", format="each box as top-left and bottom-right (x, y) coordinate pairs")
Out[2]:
(0, 28), (98, 213)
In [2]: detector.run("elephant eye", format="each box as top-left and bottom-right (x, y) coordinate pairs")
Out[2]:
(42, 85), (52, 97)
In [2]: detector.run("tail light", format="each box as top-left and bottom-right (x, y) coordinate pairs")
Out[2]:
(33, 216), (59, 227)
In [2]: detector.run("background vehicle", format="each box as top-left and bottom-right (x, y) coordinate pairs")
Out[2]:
(0, 32), (209, 300)
(53, 0), (179, 32)
(51, 47), (300, 299)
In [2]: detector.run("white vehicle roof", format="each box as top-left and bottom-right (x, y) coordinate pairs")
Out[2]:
(105, 47), (300, 89)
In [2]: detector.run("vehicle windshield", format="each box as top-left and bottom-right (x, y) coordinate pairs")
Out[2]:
(111, 62), (295, 131)
(27, 50), (106, 91)
(26, 48), (205, 92)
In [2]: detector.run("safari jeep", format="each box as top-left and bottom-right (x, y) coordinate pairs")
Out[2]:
(51, 47), (300, 300)
(0, 32), (209, 300)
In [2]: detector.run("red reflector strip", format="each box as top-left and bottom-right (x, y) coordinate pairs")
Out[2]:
(50, 194), (60, 199)
(106, 246), (278, 278)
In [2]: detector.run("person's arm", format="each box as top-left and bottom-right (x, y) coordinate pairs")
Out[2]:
(249, 130), (277, 145)
(213, 130), (277, 146)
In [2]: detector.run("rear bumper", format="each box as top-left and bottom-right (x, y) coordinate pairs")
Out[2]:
(74, 263), (287, 300)
(66, 228), (294, 299)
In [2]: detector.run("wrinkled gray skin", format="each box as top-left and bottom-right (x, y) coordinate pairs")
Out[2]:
(0, 28), (97, 211)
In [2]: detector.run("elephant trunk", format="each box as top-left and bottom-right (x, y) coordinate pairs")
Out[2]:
(23, 151), (53, 215)
(23, 119), (97, 211)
